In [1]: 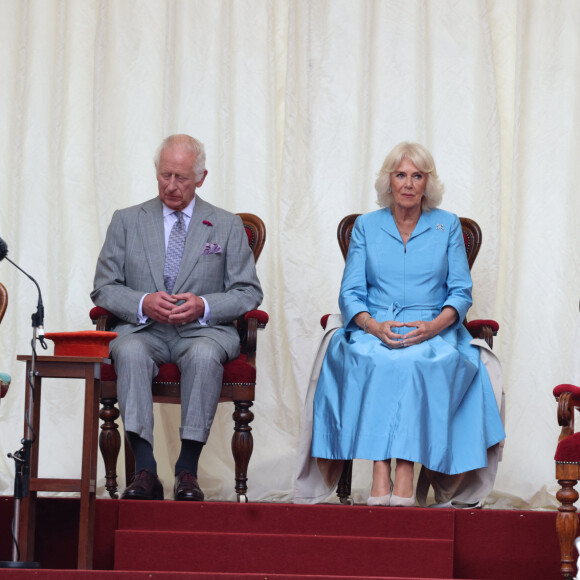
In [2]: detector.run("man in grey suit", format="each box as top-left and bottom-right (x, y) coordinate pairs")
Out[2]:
(91, 134), (263, 501)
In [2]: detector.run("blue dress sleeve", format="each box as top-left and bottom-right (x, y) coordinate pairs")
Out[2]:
(338, 217), (370, 331)
(442, 214), (473, 328)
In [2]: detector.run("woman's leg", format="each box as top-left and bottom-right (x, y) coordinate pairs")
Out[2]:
(390, 459), (416, 506)
(393, 459), (414, 498)
(370, 459), (392, 497)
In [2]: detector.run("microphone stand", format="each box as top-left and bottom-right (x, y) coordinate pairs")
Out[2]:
(0, 258), (45, 569)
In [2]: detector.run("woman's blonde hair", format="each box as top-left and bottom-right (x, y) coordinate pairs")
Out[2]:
(375, 142), (444, 210)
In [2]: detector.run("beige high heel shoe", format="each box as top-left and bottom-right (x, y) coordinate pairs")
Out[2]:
(367, 493), (391, 506)
(367, 480), (393, 507)
(390, 492), (416, 507)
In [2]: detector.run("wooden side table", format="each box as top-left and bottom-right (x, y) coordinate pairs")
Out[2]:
(16, 355), (106, 569)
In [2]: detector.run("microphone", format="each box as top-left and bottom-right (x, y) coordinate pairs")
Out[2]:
(0, 237), (7, 262)
(0, 237), (46, 346)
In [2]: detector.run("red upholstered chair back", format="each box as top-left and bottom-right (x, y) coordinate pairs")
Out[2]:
(239, 212), (266, 262)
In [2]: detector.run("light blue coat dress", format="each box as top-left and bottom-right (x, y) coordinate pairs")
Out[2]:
(311, 208), (506, 475)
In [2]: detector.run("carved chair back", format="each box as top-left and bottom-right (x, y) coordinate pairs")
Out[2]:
(337, 213), (481, 268)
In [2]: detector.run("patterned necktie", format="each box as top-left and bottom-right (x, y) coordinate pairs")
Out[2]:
(164, 211), (187, 294)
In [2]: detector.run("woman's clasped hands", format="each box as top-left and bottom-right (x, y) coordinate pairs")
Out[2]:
(365, 318), (440, 349)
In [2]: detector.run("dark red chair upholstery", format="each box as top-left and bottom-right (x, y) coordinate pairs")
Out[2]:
(554, 383), (580, 578)
(324, 214), (499, 503)
(90, 213), (268, 502)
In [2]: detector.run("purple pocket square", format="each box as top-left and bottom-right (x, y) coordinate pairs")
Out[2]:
(202, 243), (222, 255)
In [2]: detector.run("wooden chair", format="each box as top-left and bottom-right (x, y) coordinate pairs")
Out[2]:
(90, 213), (268, 502)
(0, 282), (10, 399)
(554, 383), (580, 578)
(325, 214), (499, 503)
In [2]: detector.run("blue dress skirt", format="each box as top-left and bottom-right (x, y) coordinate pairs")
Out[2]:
(311, 208), (505, 475)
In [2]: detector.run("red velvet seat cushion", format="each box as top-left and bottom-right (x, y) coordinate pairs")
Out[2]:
(222, 354), (256, 384)
(101, 353), (255, 385)
(553, 383), (580, 401)
(101, 362), (118, 381)
(93, 304), (263, 386)
(555, 432), (580, 463)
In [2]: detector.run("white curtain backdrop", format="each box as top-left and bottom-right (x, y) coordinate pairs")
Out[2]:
(0, 0), (579, 508)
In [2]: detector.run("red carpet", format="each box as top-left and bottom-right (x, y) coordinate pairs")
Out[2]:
(0, 496), (562, 579)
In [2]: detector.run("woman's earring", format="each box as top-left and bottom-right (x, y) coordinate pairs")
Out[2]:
(387, 187), (392, 193)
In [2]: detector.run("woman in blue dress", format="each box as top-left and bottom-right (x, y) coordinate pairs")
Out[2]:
(311, 142), (506, 507)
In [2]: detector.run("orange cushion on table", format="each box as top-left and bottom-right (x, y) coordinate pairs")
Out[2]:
(45, 331), (118, 358)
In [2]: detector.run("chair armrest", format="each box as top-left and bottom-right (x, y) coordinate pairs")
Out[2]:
(89, 306), (118, 331)
(465, 319), (499, 349)
(555, 384), (580, 443)
(244, 309), (269, 327)
(554, 384), (580, 402)
(237, 309), (268, 365)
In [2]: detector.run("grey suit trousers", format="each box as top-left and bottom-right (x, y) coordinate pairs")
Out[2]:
(110, 322), (228, 447)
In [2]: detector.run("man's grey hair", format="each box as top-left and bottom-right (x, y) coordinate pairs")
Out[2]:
(153, 134), (206, 180)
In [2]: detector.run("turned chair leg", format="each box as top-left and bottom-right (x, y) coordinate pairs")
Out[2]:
(557, 478), (579, 578)
(99, 396), (121, 498)
(337, 459), (354, 504)
(232, 400), (254, 502)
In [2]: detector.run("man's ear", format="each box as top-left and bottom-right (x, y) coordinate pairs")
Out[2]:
(196, 169), (208, 188)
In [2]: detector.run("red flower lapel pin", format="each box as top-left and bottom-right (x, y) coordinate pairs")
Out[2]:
(203, 220), (213, 226)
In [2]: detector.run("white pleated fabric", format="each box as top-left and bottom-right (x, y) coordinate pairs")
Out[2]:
(0, 0), (579, 509)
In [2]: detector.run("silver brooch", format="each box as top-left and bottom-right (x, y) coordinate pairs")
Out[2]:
(436, 224), (445, 231)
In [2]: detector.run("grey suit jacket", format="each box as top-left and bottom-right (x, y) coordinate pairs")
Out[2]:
(91, 196), (263, 360)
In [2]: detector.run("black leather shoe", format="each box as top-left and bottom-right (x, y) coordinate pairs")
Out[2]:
(174, 471), (204, 501)
(122, 468), (164, 500)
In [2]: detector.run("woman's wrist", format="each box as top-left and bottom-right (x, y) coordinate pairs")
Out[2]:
(436, 306), (458, 331)
(363, 314), (373, 333)
(356, 312), (373, 333)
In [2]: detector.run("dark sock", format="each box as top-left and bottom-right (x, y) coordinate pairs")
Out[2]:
(175, 439), (204, 477)
(126, 431), (157, 474)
